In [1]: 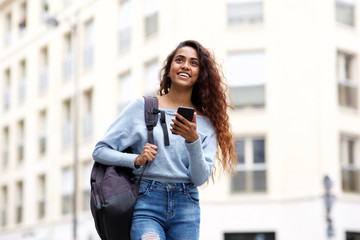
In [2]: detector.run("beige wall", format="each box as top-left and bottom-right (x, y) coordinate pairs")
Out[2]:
(1, 0), (360, 239)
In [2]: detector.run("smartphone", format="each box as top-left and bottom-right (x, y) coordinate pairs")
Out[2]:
(176, 106), (195, 123)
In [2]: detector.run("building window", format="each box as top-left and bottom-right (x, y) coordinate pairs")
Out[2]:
(225, 232), (276, 240)
(42, 0), (49, 15)
(39, 47), (49, 93)
(119, 0), (132, 52)
(17, 120), (25, 164)
(3, 69), (11, 111)
(227, 0), (263, 26)
(63, 99), (73, 147)
(82, 161), (92, 211)
(347, 232), (360, 240)
(39, 110), (47, 155)
(37, 174), (46, 219)
(337, 51), (358, 109)
(118, 71), (133, 112)
(145, 59), (159, 96)
(1, 186), (7, 227)
(83, 89), (93, 140)
(62, 167), (74, 215)
(341, 135), (360, 193)
(15, 181), (23, 224)
(336, 0), (355, 26)
(19, 60), (26, 103)
(2, 127), (9, 169)
(227, 51), (266, 108)
(18, 2), (27, 35)
(41, 0), (51, 24)
(64, 0), (72, 6)
(5, 12), (12, 46)
(83, 20), (94, 69)
(63, 32), (73, 80)
(231, 137), (267, 193)
(144, 0), (160, 38)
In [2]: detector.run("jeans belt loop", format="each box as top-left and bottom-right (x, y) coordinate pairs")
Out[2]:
(182, 183), (187, 194)
(149, 180), (155, 191)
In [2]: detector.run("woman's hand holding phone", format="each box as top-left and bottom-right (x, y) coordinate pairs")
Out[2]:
(171, 110), (199, 143)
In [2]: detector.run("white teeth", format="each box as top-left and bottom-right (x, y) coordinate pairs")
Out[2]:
(179, 73), (189, 77)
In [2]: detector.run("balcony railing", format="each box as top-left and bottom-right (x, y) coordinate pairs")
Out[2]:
(336, 0), (354, 26)
(230, 85), (265, 108)
(338, 80), (358, 109)
(342, 167), (360, 193)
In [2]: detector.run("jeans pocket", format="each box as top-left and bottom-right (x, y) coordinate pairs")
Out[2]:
(186, 187), (199, 204)
(137, 183), (150, 198)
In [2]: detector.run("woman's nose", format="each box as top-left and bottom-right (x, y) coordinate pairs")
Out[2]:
(181, 61), (190, 70)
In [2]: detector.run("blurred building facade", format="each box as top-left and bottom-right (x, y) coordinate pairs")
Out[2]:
(0, 0), (359, 239)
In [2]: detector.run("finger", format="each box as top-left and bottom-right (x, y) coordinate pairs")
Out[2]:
(145, 143), (158, 150)
(148, 149), (157, 156)
(144, 152), (156, 161)
(192, 112), (197, 123)
(174, 113), (188, 124)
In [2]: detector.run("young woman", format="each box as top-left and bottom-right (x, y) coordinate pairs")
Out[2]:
(92, 40), (236, 240)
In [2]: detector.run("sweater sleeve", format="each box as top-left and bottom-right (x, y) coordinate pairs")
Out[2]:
(185, 128), (217, 186)
(92, 99), (144, 169)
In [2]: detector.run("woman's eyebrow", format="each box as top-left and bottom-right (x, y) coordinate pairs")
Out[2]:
(175, 54), (199, 61)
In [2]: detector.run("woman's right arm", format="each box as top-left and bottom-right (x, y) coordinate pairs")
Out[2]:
(92, 130), (139, 169)
(92, 99), (143, 169)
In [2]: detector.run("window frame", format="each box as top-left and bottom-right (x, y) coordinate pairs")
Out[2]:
(231, 136), (267, 193)
(38, 110), (47, 155)
(61, 167), (74, 215)
(144, 59), (159, 97)
(335, 0), (355, 27)
(118, 0), (132, 52)
(62, 98), (73, 148)
(82, 89), (93, 140)
(0, 186), (8, 227)
(144, 0), (160, 38)
(226, 0), (264, 26)
(224, 231), (276, 240)
(227, 51), (266, 108)
(118, 71), (133, 112)
(337, 51), (358, 109)
(37, 174), (46, 219)
(83, 19), (95, 70)
(340, 134), (360, 193)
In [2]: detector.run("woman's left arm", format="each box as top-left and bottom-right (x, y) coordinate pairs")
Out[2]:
(171, 113), (217, 186)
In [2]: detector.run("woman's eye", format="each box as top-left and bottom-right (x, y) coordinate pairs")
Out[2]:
(191, 61), (199, 66)
(175, 58), (183, 63)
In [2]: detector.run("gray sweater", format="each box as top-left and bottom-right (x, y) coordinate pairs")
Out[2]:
(92, 98), (217, 186)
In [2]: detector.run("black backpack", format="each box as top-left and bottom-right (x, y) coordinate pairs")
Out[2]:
(90, 96), (170, 240)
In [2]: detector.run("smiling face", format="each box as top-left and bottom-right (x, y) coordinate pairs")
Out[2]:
(168, 46), (200, 90)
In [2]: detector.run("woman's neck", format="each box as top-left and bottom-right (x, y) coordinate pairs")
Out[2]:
(158, 90), (194, 110)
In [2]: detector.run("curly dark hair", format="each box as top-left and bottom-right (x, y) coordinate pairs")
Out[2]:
(158, 40), (236, 177)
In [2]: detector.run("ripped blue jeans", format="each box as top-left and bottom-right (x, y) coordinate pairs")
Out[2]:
(130, 179), (200, 240)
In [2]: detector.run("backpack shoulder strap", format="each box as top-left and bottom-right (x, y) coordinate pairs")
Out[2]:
(143, 96), (170, 146)
(143, 96), (159, 145)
